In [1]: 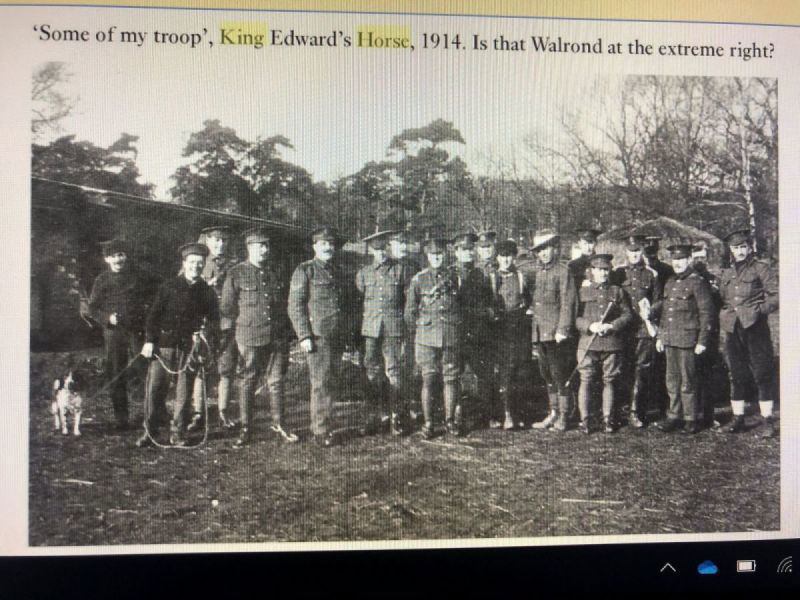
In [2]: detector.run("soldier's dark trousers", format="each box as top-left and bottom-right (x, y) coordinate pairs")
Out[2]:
(536, 340), (572, 412)
(460, 341), (495, 419)
(103, 327), (142, 425)
(722, 319), (777, 402)
(629, 337), (656, 418)
(238, 341), (289, 429)
(307, 335), (343, 436)
(364, 335), (404, 416)
(194, 327), (239, 416)
(143, 347), (197, 432)
(495, 336), (530, 418)
(664, 346), (698, 422)
(696, 334), (720, 425)
(577, 350), (622, 421)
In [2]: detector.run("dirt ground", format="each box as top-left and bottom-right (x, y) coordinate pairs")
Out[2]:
(29, 347), (779, 546)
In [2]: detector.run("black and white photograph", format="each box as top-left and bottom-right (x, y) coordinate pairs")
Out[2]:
(24, 14), (781, 547)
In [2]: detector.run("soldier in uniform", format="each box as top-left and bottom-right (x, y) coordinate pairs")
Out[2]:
(452, 233), (496, 430)
(643, 236), (675, 290)
(652, 244), (714, 434)
(356, 230), (411, 435)
(643, 235), (673, 417)
(88, 239), (158, 430)
(716, 229), (779, 437)
(405, 238), (463, 438)
(476, 231), (498, 276)
(136, 243), (219, 447)
(575, 254), (633, 434)
(288, 226), (352, 447)
(691, 241), (723, 428)
(527, 230), (577, 432)
(221, 228), (297, 448)
(612, 235), (662, 428)
(488, 240), (532, 429)
(189, 225), (239, 431)
(567, 228), (601, 290)
(388, 229), (423, 423)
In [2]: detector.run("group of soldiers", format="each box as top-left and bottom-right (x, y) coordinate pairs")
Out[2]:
(86, 220), (779, 449)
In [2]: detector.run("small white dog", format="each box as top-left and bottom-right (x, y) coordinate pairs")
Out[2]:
(52, 370), (84, 436)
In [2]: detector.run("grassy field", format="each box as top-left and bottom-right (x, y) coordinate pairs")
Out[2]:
(29, 347), (779, 546)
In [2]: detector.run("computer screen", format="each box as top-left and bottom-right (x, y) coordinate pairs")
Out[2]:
(0, 0), (797, 594)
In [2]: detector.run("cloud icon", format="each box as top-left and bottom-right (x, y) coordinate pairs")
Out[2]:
(698, 561), (719, 575)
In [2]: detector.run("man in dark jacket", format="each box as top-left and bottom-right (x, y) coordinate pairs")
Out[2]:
(488, 240), (532, 429)
(405, 238), (463, 438)
(190, 225), (239, 431)
(136, 243), (219, 447)
(716, 229), (779, 437)
(528, 229), (576, 432)
(612, 235), (662, 428)
(88, 239), (158, 430)
(288, 226), (352, 447)
(652, 244), (714, 434)
(221, 228), (296, 448)
(356, 230), (411, 435)
(452, 233), (496, 431)
(575, 254), (633, 434)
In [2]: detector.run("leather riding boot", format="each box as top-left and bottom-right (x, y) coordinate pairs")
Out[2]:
(421, 378), (435, 429)
(444, 381), (463, 436)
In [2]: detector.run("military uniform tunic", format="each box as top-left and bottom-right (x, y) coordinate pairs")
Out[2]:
(288, 258), (352, 436)
(528, 260), (576, 401)
(718, 255), (778, 402)
(653, 268), (714, 422)
(612, 261), (661, 418)
(356, 258), (410, 414)
(405, 266), (462, 382)
(202, 255), (239, 379)
(221, 260), (292, 428)
(575, 282), (633, 422)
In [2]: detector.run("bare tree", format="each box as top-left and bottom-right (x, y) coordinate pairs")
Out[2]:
(32, 62), (76, 141)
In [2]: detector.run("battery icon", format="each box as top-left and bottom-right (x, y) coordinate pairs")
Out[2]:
(737, 560), (756, 573)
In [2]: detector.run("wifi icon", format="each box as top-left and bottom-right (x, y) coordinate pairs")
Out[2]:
(776, 556), (792, 574)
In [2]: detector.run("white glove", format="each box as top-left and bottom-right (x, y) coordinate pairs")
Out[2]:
(140, 342), (154, 358)
(300, 338), (315, 353)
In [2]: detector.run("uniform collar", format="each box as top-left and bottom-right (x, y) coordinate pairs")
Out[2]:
(674, 267), (693, 280)
(734, 254), (755, 273)
(591, 281), (609, 289)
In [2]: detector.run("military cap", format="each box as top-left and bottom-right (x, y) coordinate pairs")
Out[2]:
(724, 229), (751, 246)
(201, 225), (231, 238)
(244, 227), (271, 245)
(389, 229), (410, 243)
(452, 233), (478, 249)
(642, 238), (660, 257)
(362, 230), (393, 249)
(476, 231), (497, 247)
(624, 235), (648, 251)
(496, 240), (518, 257)
(311, 226), (341, 244)
(589, 253), (613, 268)
(531, 229), (560, 251)
(667, 244), (693, 259)
(576, 228), (602, 242)
(101, 239), (130, 257)
(179, 242), (210, 259)
(423, 238), (448, 253)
